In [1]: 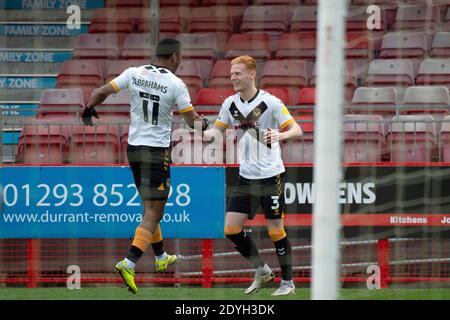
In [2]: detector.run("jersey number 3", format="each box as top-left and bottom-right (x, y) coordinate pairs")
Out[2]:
(139, 91), (160, 125)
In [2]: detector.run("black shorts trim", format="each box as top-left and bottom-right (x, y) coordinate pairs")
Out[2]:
(227, 172), (286, 220)
(127, 144), (171, 201)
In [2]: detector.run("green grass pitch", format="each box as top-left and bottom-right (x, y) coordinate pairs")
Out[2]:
(1, 287), (450, 300)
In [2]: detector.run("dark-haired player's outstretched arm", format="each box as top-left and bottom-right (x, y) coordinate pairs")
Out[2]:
(181, 109), (209, 132)
(81, 83), (116, 126)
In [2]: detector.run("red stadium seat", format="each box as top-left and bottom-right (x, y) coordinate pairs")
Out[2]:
(379, 32), (428, 59)
(259, 60), (309, 105)
(175, 60), (203, 104)
(195, 3), (246, 29)
(346, 31), (383, 59)
(73, 33), (120, 60)
(310, 60), (359, 101)
(69, 124), (121, 164)
(209, 59), (232, 88)
(263, 87), (290, 105)
(280, 117), (314, 163)
(57, 58), (108, 103)
(276, 31), (381, 60)
(224, 33), (272, 60)
(137, 6), (190, 34)
(391, 4), (441, 31)
(415, 58), (450, 88)
(399, 86), (450, 116)
(36, 89), (85, 119)
(96, 90), (131, 117)
(196, 88), (234, 106)
(176, 33), (219, 80)
(176, 33), (218, 61)
(290, 6), (317, 32)
(297, 87), (315, 104)
(430, 32), (450, 58)
(439, 115), (450, 161)
(386, 115), (437, 162)
(194, 88), (230, 116)
(89, 8), (138, 33)
(57, 60), (104, 89)
(346, 31), (371, 59)
(240, 5), (290, 36)
(295, 87), (315, 116)
(343, 114), (386, 162)
(121, 33), (152, 60)
(104, 59), (148, 83)
(349, 86), (398, 117)
(364, 59), (415, 87)
(274, 32), (317, 60)
(17, 121), (70, 164)
(187, 6), (234, 36)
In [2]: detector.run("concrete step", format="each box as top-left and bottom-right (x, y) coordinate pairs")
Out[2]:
(0, 9), (93, 22)
(0, 62), (62, 74)
(0, 36), (77, 49)
(2, 144), (18, 163)
(0, 89), (44, 102)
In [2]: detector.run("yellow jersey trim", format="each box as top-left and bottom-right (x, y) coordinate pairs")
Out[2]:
(179, 105), (194, 113)
(109, 81), (120, 93)
(280, 118), (295, 130)
(215, 120), (229, 129)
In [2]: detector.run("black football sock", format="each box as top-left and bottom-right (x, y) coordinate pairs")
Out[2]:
(126, 245), (144, 264)
(273, 236), (292, 281)
(227, 231), (265, 268)
(151, 240), (165, 257)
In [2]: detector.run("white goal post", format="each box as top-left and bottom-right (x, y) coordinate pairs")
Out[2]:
(311, 0), (347, 300)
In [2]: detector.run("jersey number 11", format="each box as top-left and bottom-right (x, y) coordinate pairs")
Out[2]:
(139, 91), (160, 125)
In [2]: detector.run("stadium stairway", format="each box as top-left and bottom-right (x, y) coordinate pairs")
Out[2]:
(0, 9), (93, 101)
(0, 8), (94, 162)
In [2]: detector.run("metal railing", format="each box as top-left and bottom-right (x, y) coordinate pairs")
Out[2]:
(2, 109), (450, 165)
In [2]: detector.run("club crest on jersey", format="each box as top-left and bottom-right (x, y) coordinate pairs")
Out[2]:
(252, 107), (262, 119)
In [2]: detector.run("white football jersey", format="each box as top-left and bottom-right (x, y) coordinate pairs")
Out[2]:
(215, 90), (295, 180)
(110, 64), (193, 148)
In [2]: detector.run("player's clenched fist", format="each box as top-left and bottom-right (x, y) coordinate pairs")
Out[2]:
(82, 106), (99, 126)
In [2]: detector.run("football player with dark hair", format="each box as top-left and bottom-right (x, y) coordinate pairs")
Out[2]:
(82, 38), (208, 294)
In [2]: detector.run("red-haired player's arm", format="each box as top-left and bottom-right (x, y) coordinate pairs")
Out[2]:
(264, 121), (302, 144)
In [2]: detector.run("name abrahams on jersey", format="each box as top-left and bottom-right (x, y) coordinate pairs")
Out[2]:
(110, 64), (193, 148)
(215, 90), (295, 180)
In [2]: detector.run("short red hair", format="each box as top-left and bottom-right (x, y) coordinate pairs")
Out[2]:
(231, 55), (257, 72)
